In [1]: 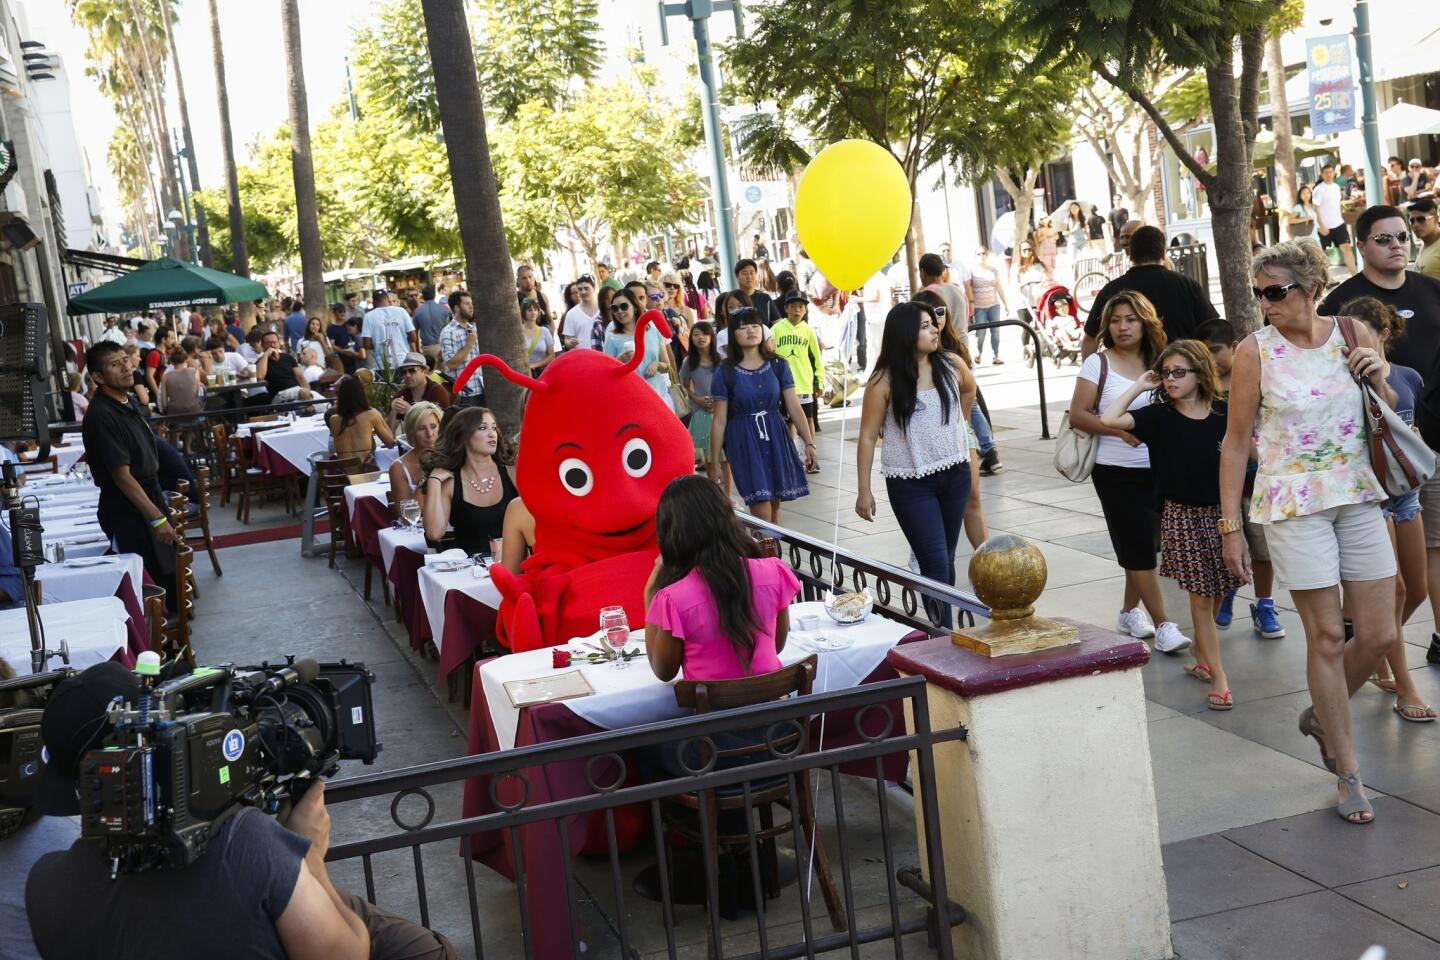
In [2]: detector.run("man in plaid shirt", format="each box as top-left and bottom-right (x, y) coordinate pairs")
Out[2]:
(440, 290), (485, 407)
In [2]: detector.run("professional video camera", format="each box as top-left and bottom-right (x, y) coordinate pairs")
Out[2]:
(0, 668), (74, 840)
(78, 653), (380, 873)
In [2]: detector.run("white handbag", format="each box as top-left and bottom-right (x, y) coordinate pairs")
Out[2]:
(1053, 353), (1107, 482)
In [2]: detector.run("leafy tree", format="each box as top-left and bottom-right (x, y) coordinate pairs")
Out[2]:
(472, 0), (604, 121)
(350, 0), (440, 136)
(494, 78), (704, 269)
(282, 0), (326, 318)
(1018, 0), (1283, 330)
(725, 0), (1081, 288)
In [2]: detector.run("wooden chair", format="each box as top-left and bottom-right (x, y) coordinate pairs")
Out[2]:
(160, 545), (196, 664)
(317, 456), (363, 569)
(19, 455), (58, 474)
(662, 655), (846, 931)
(187, 465), (223, 577)
(167, 491), (198, 608)
(232, 426), (295, 523)
(211, 423), (238, 507)
(142, 583), (167, 659)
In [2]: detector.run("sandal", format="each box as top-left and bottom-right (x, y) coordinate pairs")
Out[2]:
(1298, 706), (1337, 773)
(1393, 702), (1438, 723)
(1207, 690), (1234, 711)
(1336, 773), (1374, 824)
(1185, 663), (1213, 683)
(1368, 675), (1398, 694)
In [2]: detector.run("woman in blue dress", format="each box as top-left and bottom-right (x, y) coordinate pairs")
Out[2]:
(603, 287), (675, 410)
(709, 303), (818, 522)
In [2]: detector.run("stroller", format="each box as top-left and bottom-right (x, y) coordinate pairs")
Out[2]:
(1021, 281), (1083, 368)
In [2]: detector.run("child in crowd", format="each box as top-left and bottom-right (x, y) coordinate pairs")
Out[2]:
(1045, 293), (1083, 361)
(1346, 297), (1437, 721)
(1102, 340), (1245, 710)
(1197, 319), (1285, 639)
(680, 321), (730, 496)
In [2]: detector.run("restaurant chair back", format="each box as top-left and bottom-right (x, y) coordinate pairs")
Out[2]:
(160, 545), (196, 664)
(211, 423), (235, 506)
(316, 456), (363, 569)
(664, 654), (846, 930)
(189, 465), (222, 577)
(142, 582), (166, 657)
(20, 455), (59, 474)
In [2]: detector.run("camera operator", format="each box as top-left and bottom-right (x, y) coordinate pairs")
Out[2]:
(80, 341), (177, 588)
(24, 661), (457, 960)
(0, 659), (80, 960)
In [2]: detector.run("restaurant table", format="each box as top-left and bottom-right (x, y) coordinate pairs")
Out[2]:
(417, 557), (502, 681)
(379, 526), (431, 651)
(344, 477), (393, 556)
(459, 602), (927, 960)
(0, 596), (135, 673)
(38, 516), (112, 559)
(251, 417), (333, 478)
(35, 554), (152, 661)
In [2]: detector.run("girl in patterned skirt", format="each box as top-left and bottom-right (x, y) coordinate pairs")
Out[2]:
(1102, 339), (1245, 710)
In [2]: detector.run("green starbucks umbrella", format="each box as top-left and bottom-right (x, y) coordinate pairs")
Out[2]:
(66, 257), (267, 316)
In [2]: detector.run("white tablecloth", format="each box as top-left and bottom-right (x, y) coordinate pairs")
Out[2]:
(345, 477), (391, 521)
(50, 444), (86, 472)
(478, 601), (913, 751)
(378, 525), (430, 573)
(255, 423), (333, 476)
(39, 516), (112, 557)
(417, 558), (502, 662)
(233, 414), (328, 438)
(37, 502), (101, 523)
(36, 554), (144, 606)
(0, 596), (130, 674)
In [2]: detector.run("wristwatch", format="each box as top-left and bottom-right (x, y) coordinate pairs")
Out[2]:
(1217, 517), (1243, 535)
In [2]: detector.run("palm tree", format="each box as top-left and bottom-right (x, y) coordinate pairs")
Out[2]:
(158, 0), (211, 266)
(420, 0), (528, 433)
(207, 0), (248, 276)
(280, 0), (327, 321)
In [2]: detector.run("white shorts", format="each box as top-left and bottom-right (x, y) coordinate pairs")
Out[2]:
(1263, 501), (1396, 591)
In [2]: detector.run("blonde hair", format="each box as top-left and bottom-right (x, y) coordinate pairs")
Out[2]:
(1251, 239), (1329, 299)
(401, 400), (443, 446)
(1152, 339), (1225, 408)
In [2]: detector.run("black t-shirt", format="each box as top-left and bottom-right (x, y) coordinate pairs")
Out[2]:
(1318, 271), (1440, 381)
(749, 290), (782, 324)
(263, 352), (301, 395)
(82, 391), (164, 526)
(327, 322), (353, 349)
(1083, 264), (1219, 344)
(1128, 401), (1228, 506)
(1086, 212), (1107, 240)
(26, 807), (308, 960)
(1108, 206), (1129, 234)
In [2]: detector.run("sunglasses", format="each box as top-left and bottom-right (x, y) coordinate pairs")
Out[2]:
(1157, 367), (1197, 380)
(664, 282), (681, 289)
(647, 291), (666, 302)
(610, 302), (632, 313)
(1366, 231), (1410, 246)
(728, 306), (757, 319)
(1252, 281), (1302, 302)
(1410, 215), (1433, 224)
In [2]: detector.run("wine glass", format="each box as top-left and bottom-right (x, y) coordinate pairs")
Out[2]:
(599, 605), (630, 669)
(399, 499), (421, 528)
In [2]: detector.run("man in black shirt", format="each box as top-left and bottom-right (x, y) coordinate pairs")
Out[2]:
(735, 258), (780, 323)
(1107, 195), (1129, 253)
(1081, 225), (1218, 357)
(255, 330), (313, 402)
(81, 341), (177, 585)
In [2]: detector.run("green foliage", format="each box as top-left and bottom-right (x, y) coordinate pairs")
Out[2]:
(350, 0), (439, 136)
(473, 0), (604, 121)
(1157, 73), (1211, 127)
(494, 80), (704, 263)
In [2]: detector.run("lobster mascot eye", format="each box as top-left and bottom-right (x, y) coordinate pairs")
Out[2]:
(451, 310), (694, 652)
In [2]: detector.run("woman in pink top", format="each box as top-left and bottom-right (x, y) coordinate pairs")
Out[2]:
(644, 475), (800, 682)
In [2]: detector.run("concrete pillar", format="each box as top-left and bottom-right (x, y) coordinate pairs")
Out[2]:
(888, 621), (1172, 960)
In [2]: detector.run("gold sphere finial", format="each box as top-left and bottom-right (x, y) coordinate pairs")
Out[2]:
(966, 533), (1048, 621)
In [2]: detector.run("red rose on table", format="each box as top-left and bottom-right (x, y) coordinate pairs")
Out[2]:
(552, 648), (571, 668)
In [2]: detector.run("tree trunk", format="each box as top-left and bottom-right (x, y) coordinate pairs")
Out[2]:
(420, 0), (528, 434)
(996, 168), (1040, 259)
(1205, 53), (1259, 332)
(125, 0), (187, 261)
(160, 0), (212, 267)
(209, 0), (254, 326)
(1266, 30), (1296, 229)
(281, 0), (327, 320)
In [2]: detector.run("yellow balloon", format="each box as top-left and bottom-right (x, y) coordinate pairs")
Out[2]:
(794, 140), (912, 292)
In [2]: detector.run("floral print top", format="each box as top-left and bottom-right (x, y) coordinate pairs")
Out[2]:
(1250, 322), (1384, 524)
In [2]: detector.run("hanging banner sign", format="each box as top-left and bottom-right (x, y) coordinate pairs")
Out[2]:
(1307, 34), (1356, 136)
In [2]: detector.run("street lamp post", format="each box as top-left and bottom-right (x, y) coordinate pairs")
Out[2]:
(1352, 0), (1384, 209)
(659, 0), (741, 290)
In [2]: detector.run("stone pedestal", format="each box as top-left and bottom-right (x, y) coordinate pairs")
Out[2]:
(887, 620), (1173, 960)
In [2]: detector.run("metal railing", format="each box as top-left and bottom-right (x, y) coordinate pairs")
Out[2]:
(323, 675), (968, 960)
(739, 514), (988, 633)
(965, 318), (1052, 439)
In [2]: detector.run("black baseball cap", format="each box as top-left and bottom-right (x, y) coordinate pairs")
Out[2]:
(33, 662), (141, 816)
(781, 289), (808, 306)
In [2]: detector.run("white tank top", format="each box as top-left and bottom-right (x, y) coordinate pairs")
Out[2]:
(879, 386), (969, 479)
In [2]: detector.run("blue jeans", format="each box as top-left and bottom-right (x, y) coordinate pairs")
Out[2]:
(973, 303), (1003, 358)
(886, 461), (972, 628)
(969, 404), (995, 456)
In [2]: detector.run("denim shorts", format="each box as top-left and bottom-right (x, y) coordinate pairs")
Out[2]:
(1383, 489), (1422, 523)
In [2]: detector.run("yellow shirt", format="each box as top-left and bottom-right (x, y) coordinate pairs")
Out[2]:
(1418, 240), (1440, 280)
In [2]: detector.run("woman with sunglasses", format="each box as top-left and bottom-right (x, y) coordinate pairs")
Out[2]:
(662, 271), (696, 327)
(1220, 240), (1397, 825)
(603, 286), (675, 409)
(710, 305), (817, 521)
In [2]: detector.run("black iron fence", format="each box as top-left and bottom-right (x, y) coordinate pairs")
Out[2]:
(324, 675), (967, 960)
(959, 318), (1052, 439)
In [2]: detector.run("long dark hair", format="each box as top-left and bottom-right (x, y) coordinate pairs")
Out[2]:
(607, 286), (643, 335)
(332, 375), (371, 431)
(654, 476), (765, 664)
(686, 320), (722, 368)
(723, 305), (777, 366)
(870, 301), (957, 432)
(423, 405), (515, 473)
(911, 289), (972, 366)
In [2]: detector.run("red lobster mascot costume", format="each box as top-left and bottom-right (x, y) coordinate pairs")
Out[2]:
(451, 310), (693, 651)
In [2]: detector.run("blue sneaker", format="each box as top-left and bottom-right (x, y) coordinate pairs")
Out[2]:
(1251, 598), (1286, 639)
(1215, 588), (1237, 628)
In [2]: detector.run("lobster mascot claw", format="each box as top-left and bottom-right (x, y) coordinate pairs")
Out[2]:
(452, 310), (694, 652)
